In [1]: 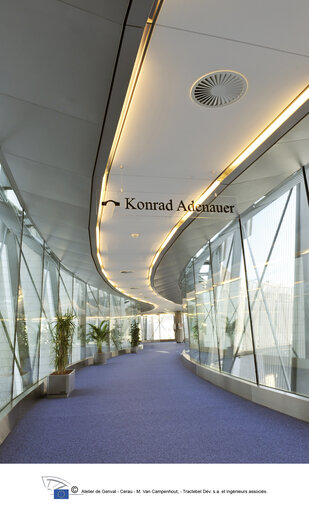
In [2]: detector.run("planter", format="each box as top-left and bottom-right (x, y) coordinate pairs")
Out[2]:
(118, 348), (129, 355)
(131, 346), (138, 353)
(94, 352), (108, 365)
(47, 369), (75, 397)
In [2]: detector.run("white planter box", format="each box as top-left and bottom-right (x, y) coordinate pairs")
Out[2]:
(94, 352), (108, 365)
(47, 369), (75, 397)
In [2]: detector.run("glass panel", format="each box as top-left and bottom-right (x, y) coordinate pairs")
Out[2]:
(185, 261), (200, 362)
(13, 217), (44, 397)
(242, 172), (303, 393)
(211, 224), (256, 382)
(72, 278), (86, 362)
(291, 166), (309, 396)
(158, 314), (175, 340)
(194, 244), (219, 370)
(0, 192), (22, 409)
(180, 273), (190, 352)
(39, 251), (59, 379)
(59, 267), (73, 315)
(86, 285), (99, 356)
(110, 294), (128, 349)
(98, 289), (111, 349)
(0, 179), (24, 407)
(122, 298), (133, 349)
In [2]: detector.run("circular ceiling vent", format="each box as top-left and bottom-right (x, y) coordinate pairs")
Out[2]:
(191, 71), (247, 107)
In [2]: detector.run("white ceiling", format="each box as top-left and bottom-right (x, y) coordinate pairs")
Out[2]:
(0, 0), (309, 313)
(101, 0), (309, 311)
(0, 0), (152, 303)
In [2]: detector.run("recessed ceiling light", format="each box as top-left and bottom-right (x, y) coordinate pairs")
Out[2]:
(130, 233), (140, 238)
(191, 70), (247, 108)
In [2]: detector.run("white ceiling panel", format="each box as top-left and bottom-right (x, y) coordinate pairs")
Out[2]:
(158, 0), (309, 56)
(5, 154), (91, 207)
(0, 96), (101, 175)
(57, 0), (129, 22)
(0, 0), (122, 123)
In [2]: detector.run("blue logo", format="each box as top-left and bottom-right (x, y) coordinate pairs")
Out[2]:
(54, 489), (69, 499)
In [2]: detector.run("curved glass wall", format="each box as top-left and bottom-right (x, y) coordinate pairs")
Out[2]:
(0, 163), (141, 412)
(181, 164), (309, 398)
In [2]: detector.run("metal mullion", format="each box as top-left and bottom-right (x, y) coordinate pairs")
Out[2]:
(238, 218), (260, 386)
(57, 260), (60, 314)
(18, 243), (44, 308)
(40, 262), (54, 335)
(301, 165), (309, 207)
(10, 210), (25, 402)
(89, 285), (99, 307)
(59, 270), (73, 312)
(70, 275), (75, 362)
(0, 309), (23, 375)
(192, 258), (202, 363)
(208, 240), (222, 371)
(37, 241), (45, 380)
(0, 227), (8, 259)
(185, 267), (193, 353)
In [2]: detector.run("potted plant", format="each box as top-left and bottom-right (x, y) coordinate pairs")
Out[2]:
(87, 320), (110, 364)
(130, 319), (141, 353)
(47, 311), (76, 397)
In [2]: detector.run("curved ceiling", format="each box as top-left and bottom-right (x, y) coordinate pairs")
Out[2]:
(0, 0), (155, 309)
(97, 0), (309, 311)
(1, 0), (309, 314)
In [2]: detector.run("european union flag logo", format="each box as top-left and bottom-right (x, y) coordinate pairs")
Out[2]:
(54, 489), (69, 499)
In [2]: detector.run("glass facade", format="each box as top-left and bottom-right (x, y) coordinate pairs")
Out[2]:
(180, 165), (309, 398)
(0, 163), (141, 413)
(142, 314), (175, 341)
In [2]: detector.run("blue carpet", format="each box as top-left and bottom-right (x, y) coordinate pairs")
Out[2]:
(0, 342), (308, 463)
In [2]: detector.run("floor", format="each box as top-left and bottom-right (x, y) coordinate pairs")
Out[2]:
(0, 342), (308, 463)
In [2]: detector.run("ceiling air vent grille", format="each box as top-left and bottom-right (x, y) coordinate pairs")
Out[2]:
(191, 71), (247, 107)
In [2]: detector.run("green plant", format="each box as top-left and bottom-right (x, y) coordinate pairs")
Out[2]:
(191, 319), (199, 340)
(87, 320), (110, 353)
(130, 319), (140, 347)
(110, 319), (122, 350)
(225, 316), (236, 343)
(52, 312), (75, 374)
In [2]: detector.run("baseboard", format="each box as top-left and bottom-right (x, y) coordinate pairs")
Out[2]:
(181, 351), (309, 423)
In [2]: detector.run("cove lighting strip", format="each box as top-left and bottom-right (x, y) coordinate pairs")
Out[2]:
(95, 1), (163, 308)
(148, 84), (309, 284)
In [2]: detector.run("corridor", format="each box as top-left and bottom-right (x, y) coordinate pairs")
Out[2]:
(0, 343), (308, 463)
